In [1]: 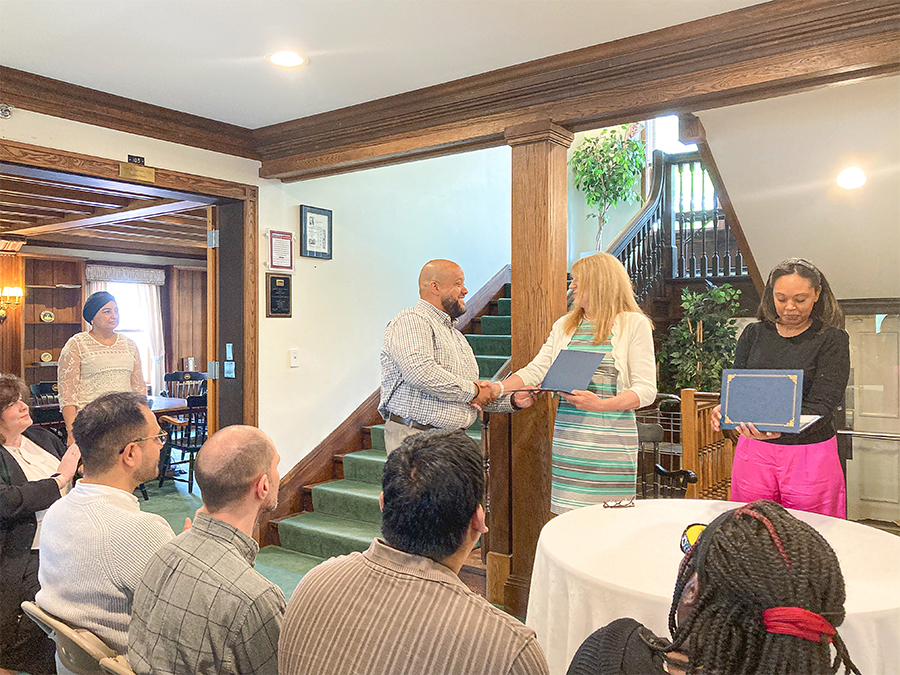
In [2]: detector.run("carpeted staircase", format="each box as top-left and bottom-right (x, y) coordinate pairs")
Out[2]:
(254, 284), (512, 600)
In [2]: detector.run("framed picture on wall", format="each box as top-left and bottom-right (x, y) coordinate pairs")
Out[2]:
(300, 205), (332, 259)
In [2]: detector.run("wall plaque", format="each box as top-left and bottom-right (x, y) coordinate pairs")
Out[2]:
(266, 273), (292, 318)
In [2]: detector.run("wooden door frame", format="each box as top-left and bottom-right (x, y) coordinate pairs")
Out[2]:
(0, 139), (258, 427)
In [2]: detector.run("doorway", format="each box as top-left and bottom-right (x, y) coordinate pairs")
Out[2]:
(0, 138), (258, 429)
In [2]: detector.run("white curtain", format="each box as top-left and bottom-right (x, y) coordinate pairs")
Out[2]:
(86, 278), (166, 396)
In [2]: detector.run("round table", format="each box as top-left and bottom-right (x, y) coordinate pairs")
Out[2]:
(525, 499), (900, 675)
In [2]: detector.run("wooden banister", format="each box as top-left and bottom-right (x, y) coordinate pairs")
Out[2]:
(680, 388), (734, 500)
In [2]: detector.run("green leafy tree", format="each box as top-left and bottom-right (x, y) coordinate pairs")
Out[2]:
(658, 283), (742, 393)
(569, 124), (646, 249)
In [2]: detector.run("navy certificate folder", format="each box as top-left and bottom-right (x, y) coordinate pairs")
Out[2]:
(720, 369), (819, 434)
(538, 350), (607, 394)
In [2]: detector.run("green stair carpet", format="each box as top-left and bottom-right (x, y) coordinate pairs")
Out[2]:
(241, 283), (513, 599)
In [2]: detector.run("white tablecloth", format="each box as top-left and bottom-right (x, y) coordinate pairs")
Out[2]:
(526, 500), (900, 675)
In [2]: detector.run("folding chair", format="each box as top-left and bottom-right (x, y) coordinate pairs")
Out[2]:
(20, 600), (116, 675)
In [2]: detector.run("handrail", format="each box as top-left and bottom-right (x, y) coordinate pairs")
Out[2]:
(837, 430), (900, 442)
(607, 150), (666, 257)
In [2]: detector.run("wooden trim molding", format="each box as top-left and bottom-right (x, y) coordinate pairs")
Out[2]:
(0, 67), (257, 159)
(0, 140), (254, 201)
(0, 140), (259, 427)
(839, 297), (900, 315)
(256, 0), (900, 180)
(455, 264), (512, 331)
(257, 389), (384, 547)
(680, 114), (765, 296)
(1, 1), (896, 182)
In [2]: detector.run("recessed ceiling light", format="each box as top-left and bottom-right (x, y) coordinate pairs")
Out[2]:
(268, 50), (306, 68)
(837, 167), (866, 190)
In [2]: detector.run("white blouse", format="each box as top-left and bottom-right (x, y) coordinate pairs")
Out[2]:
(58, 331), (145, 410)
(5, 435), (70, 547)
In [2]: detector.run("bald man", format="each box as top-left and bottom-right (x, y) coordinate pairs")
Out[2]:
(379, 259), (517, 453)
(128, 426), (285, 675)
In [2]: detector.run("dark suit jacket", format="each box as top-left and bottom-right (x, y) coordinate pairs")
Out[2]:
(0, 426), (65, 633)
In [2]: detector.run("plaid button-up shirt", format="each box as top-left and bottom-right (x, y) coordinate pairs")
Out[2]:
(128, 513), (285, 675)
(379, 299), (512, 430)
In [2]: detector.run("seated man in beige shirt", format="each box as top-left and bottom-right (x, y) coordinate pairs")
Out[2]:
(279, 429), (549, 675)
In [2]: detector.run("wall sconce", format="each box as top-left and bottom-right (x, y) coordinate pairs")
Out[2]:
(0, 286), (23, 323)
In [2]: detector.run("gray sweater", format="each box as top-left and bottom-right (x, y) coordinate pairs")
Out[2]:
(37, 482), (174, 653)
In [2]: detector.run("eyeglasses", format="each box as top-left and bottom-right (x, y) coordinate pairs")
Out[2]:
(680, 522), (707, 554)
(120, 431), (168, 453)
(2, 396), (26, 411)
(602, 496), (635, 509)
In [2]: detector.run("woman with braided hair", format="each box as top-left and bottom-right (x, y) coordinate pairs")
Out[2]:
(566, 500), (860, 675)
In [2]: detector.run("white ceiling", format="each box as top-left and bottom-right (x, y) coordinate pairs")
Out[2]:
(698, 76), (900, 300)
(0, 0), (764, 128)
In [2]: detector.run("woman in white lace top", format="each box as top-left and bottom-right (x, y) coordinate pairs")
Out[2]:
(58, 291), (145, 445)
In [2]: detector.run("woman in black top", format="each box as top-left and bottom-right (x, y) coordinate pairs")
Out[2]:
(713, 258), (850, 518)
(0, 374), (80, 674)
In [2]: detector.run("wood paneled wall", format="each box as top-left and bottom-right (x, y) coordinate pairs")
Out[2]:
(0, 255), (24, 375)
(166, 266), (207, 373)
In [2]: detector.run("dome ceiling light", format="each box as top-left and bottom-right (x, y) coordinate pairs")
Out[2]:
(268, 50), (306, 68)
(837, 167), (867, 190)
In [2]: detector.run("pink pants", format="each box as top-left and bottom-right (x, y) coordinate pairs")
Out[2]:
(730, 435), (846, 519)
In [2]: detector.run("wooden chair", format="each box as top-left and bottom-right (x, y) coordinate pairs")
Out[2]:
(162, 371), (207, 398)
(680, 389), (735, 499)
(159, 394), (208, 493)
(100, 656), (138, 675)
(21, 600), (116, 675)
(637, 422), (697, 498)
(30, 381), (60, 406)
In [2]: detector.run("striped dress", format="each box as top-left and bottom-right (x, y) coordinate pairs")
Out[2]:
(551, 320), (639, 514)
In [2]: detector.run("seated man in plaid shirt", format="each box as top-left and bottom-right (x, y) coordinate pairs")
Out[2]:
(379, 259), (531, 452)
(128, 426), (284, 675)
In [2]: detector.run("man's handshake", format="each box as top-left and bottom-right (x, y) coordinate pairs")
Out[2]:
(470, 380), (499, 409)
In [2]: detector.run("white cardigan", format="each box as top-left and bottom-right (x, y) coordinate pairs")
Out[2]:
(514, 311), (657, 408)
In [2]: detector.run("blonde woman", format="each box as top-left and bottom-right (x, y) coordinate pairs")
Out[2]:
(498, 253), (656, 514)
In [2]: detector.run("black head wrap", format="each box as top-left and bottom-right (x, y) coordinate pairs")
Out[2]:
(83, 291), (116, 323)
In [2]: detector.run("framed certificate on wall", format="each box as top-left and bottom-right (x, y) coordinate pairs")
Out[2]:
(300, 205), (332, 260)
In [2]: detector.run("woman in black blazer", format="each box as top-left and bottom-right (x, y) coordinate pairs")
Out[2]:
(0, 374), (80, 675)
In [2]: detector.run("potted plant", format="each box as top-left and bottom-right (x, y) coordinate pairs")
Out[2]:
(657, 282), (742, 393)
(569, 123), (646, 249)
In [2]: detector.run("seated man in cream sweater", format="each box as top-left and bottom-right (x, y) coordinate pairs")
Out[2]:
(37, 392), (179, 658)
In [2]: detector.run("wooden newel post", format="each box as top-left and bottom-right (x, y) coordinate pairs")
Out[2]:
(503, 120), (572, 617)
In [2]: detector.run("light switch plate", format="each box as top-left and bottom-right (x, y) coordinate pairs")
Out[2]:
(289, 348), (300, 368)
(224, 361), (236, 378)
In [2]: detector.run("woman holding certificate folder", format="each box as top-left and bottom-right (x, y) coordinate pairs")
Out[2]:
(496, 253), (656, 514)
(713, 258), (850, 518)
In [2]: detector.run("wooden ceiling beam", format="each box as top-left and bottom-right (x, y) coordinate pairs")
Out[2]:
(126, 219), (207, 233)
(1, 0), (896, 183)
(87, 221), (207, 238)
(0, 204), (71, 219)
(68, 226), (206, 246)
(31, 232), (204, 258)
(259, 0), (900, 180)
(0, 178), (132, 208)
(0, 193), (96, 214)
(6, 198), (205, 236)
(1, 66), (257, 159)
